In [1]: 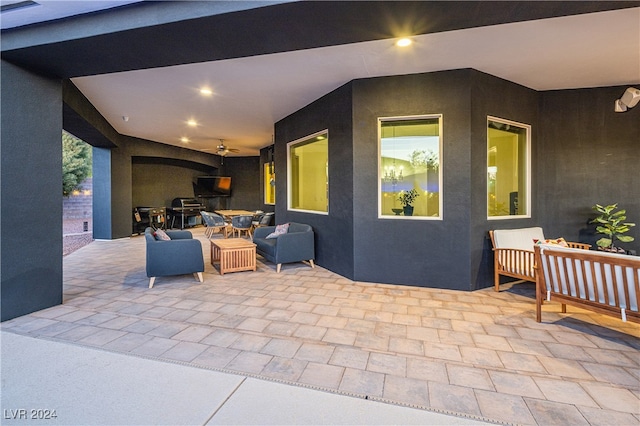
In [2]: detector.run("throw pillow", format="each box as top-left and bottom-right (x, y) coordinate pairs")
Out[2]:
(534, 237), (568, 247)
(266, 223), (290, 239)
(154, 228), (171, 241)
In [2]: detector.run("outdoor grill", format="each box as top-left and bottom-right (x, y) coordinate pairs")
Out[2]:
(132, 206), (166, 234)
(169, 198), (204, 229)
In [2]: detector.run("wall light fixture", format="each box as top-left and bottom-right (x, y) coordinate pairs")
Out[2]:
(614, 87), (640, 112)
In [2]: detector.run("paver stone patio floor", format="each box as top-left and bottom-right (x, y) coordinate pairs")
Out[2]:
(2, 227), (639, 425)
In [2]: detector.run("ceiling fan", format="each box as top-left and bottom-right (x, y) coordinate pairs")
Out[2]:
(214, 139), (239, 157)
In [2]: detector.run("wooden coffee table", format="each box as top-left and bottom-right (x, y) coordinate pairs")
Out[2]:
(210, 238), (256, 275)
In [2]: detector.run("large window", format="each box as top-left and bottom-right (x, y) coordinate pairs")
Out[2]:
(487, 117), (531, 219)
(379, 116), (442, 219)
(288, 131), (328, 214)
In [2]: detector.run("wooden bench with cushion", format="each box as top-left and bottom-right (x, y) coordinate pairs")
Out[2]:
(490, 227), (590, 291)
(533, 244), (639, 324)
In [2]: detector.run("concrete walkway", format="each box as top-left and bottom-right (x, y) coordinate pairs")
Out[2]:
(1, 332), (493, 425)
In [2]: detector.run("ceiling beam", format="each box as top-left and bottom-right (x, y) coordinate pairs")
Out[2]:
(3, 1), (638, 79)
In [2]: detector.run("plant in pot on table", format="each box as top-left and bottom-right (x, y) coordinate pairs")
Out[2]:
(590, 203), (636, 254)
(398, 189), (420, 216)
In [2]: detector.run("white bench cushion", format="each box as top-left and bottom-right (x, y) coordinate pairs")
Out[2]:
(538, 244), (639, 312)
(493, 227), (544, 251)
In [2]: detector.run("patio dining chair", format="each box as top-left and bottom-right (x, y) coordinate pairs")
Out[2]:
(258, 212), (274, 227)
(201, 211), (228, 238)
(251, 212), (264, 229)
(251, 211), (274, 230)
(231, 214), (253, 238)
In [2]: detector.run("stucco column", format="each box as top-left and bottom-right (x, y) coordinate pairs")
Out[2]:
(1, 60), (63, 321)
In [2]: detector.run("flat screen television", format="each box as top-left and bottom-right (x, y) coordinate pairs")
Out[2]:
(193, 176), (232, 197)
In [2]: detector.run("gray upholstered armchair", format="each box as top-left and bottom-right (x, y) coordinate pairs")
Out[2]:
(253, 222), (315, 273)
(144, 227), (204, 288)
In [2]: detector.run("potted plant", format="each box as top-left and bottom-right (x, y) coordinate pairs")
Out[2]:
(398, 189), (420, 216)
(590, 203), (636, 253)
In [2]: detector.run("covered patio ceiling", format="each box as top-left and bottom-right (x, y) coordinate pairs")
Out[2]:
(2, 2), (639, 156)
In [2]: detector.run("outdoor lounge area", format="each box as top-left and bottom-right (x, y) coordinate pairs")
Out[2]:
(2, 227), (639, 425)
(2, 2), (639, 425)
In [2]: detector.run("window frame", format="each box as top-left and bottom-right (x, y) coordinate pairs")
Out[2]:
(378, 114), (443, 220)
(264, 162), (275, 205)
(287, 129), (329, 215)
(486, 115), (532, 220)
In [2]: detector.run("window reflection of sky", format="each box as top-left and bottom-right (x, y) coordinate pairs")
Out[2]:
(381, 136), (439, 161)
(381, 136), (440, 193)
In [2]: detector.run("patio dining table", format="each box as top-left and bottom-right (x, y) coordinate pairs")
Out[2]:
(214, 209), (255, 220)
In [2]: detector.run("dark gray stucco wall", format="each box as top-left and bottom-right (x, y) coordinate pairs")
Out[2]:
(221, 156), (262, 212)
(130, 155), (261, 224)
(93, 147), (112, 239)
(275, 83), (354, 279)
(279, 69), (628, 291)
(93, 144), (131, 239)
(132, 157), (215, 208)
(110, 144), (133, 238)
(539, 86), (640, 254)
(353, 70), (474, 289)
(469, 71), (540, 289)
(1, 60), (63, 321)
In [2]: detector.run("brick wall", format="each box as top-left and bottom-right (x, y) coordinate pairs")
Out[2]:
(63, 178), (92, 234)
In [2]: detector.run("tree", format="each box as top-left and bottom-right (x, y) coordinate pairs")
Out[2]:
(408, 149), (439, 172)
(62, 131), (92, 196)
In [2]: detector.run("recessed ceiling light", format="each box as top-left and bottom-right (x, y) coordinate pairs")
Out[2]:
(180, 137), (189, 143)
(199, 87), (213, 96)
(187, 119), (197, 127)
(396, 38), (412, 47)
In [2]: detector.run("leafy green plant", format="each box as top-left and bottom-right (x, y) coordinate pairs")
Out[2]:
(398, 189), (420, 207)
(590, 203), (635, 250)
(63, 131), (92, 196)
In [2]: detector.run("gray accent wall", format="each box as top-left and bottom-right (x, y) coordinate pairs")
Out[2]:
(538, 86), (640, 254)
(92, 147), (113, 239)
(353, 70), (476, 289)
(275, 70), (640, 291)
(469, 71), (540, 288)
(275, 83), (354, 279)
(132, 157), (215, 208)
(1, 60), (63, 321)
(222, 156), (262, 212)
